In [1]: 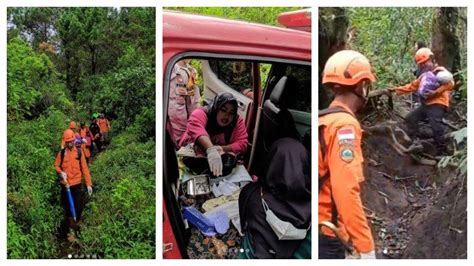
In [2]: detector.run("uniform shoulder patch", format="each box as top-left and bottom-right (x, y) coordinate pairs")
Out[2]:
(340, 148), (354, 162)
(337, 127), (355, 141)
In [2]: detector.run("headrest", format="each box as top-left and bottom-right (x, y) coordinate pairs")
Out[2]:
(270, 76), (298, 106)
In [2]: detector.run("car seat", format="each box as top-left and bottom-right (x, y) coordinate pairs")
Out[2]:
(262, 76), (300, 149)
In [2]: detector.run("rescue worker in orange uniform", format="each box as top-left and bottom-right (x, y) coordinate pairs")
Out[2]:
(79, 122), (93, 161)
(54, 129), (93, 239)
(319, 50), (376, 259)
(97, 113), (111, 146)
(388, 48), (454, 156)
(61, 121), (78, 149)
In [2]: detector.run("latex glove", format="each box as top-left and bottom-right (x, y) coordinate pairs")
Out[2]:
(215, 145), (224, 154)
(87, 186), (93, 196)
(61, 171), (68, 180)
(360, 250), (376, 259)
(82, 138), (87, 144)
(206, 146), (223, 176)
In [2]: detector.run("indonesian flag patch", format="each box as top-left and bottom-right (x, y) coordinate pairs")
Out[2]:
(337, 127), (355, 141)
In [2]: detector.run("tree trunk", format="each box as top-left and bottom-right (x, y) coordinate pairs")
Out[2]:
(89, 45), (97, 75)
(318, 7), (349, 109)
(431, 7), (461, 75)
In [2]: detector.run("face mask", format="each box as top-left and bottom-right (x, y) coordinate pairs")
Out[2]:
(261, 196), (309, 240)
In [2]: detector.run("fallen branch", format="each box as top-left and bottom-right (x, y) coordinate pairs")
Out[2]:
(367, 124), (424, 156)
(442, 119), (460, 131)
(455, 110), (467, 122)
(369, 158), (382, 166)
(379, 171), (393, 180)
(410, 154), (437, 166)
(449, 227), (463, 234)
(368, 89), (390, 98)
(391, 143), (406, 156)
(394, 126), (411, 142)
(377, 190), (391, 200)
(394, 175), (416, 181)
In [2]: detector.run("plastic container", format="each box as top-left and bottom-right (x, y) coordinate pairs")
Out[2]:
(182, 206), (216, 236)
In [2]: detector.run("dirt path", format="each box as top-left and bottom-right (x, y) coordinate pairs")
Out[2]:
(55, 146), (103, 259)
(360, 104), (467, 259)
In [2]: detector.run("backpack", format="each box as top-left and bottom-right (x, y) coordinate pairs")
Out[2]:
(318, 106), (354, 225)
(89, 122), (100, 136)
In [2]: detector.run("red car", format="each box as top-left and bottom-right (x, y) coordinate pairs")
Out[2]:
(163, 10), (311, 259)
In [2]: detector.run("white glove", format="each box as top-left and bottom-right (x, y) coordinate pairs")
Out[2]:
(206, 146), (223, 176)
(87, 186), (93, 196)
(360, 250), (376, 259)
(82, 138), (87, 144)
(61, 171), (68, 180)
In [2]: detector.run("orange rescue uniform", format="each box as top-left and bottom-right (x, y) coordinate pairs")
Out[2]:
(395, 66), (454, 107)
(318, 99), (374, 253)
(80, 127), (91, 139)
(98, 118), (110, 134)
(54, 147), (92, 187)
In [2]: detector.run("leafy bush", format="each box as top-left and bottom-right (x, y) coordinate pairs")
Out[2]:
(7, 109), (68, 258)
(437, 127), (467, 177)
(78, 131), (155, 258)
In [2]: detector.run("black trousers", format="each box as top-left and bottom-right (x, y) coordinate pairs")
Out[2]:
(319, 234), (345, 259)
(93, 139), (102, 153)
(405, 104), (447, 153)
(61, 184), (86, 222)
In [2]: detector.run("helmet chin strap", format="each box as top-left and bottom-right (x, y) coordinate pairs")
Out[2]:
(353, 81), (371, 105)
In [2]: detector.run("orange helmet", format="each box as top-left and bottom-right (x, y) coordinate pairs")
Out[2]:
(69, 121), (76, 129)
(322, 50), (376, 86)
(415, 48), (434, 65)
(63, 129), (75, 142)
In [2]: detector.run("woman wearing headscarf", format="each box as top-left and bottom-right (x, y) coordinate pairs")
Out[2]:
(179, 92), (248, 176)
(239, 138), (311, 259)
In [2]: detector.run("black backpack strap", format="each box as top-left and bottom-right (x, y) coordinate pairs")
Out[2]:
(318, 106), (353, 118)
(77, 148), (83, 173)
(319, 106), (355, 226)
(318, 125), (329, 193)
(60, 148), (66, 169)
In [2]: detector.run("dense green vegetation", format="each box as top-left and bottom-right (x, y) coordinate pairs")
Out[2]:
(349, 8), (433, 89)
(7, 7), (155, 259)
(165, 7), (304, 26)
(346, 7), (467, 175)
(347, 7), (467, 96)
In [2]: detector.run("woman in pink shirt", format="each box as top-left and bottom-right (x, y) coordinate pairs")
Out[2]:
(179, 93), (248, 176)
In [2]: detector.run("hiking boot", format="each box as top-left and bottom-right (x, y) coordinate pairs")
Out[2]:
(67, 231), (77, 243)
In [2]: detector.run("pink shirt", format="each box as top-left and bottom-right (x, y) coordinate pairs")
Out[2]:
(179, 108), (248, 154)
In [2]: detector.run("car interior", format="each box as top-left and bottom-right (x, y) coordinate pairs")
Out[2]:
(164, 56), (311, 258)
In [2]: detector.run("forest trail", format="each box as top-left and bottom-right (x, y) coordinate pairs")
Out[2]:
(360, 98), (467, 259)
(7, 7), (156, 259)
(56, 146), (107, 259)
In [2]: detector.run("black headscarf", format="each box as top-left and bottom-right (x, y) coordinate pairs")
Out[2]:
(205, 93), (238, 144)
(239, 138), (311, 258)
